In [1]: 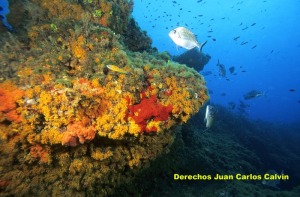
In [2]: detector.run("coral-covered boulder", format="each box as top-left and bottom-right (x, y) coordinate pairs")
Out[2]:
(0, 0), (209, 196)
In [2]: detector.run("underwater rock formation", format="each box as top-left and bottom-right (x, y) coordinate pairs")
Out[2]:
(0, 0), (209, 196)
(122, 18), (153, 52)
(173, 48), (211, 71)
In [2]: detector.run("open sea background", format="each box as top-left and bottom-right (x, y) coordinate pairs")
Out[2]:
(0, 0), (12, 31)
(132, 0), (300, 124)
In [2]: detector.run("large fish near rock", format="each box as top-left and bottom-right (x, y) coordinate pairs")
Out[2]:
(203, 105), (217, 131)
(169, 27), (207, 51)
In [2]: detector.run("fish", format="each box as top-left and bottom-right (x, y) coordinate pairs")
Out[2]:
(202, 71), (212, 76)
(240, 41), (248, 45)
(239, 100), (250, 109)
(262, 170), (284, 189)
(168, 27), (207, 51)
(204, 105), (217, 130)
(217, 60), (226, 78)
(229, 66), (235, 74)
(106, 65), (129, 75)
(228, 102), (236, 110)
(238, 100), (249, 114)
(243, 90), (265, 100)
(233, 36), (240, 41)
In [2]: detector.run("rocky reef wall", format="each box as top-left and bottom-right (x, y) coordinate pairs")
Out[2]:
(0, 0), (209, 196)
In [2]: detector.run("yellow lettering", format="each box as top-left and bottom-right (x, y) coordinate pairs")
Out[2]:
(236, 174), (242, 180)
(174, 174), (179, 180)
(236, 174), (261, 180)
(264, 173), (270, 180)
(264, 173), (289, 180)
(173, 174), (214, 181)
(283, 175), (289, 180)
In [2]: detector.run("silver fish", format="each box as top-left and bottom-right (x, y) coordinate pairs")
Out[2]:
(262, 170), (284, 189)
(204, 105), (216, 130)
(169, 27), (207, 51)
(243, 90), (265, 100)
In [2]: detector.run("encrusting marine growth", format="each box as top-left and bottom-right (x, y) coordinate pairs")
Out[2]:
(0, 0), (209, 196)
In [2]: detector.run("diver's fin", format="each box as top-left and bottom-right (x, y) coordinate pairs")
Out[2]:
(199, 40), (207, 52)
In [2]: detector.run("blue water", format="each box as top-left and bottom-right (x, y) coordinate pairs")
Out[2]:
(133, 0), (300, 124)
(0, 0), (13, 31)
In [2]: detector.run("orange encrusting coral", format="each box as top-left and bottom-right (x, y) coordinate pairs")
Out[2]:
(29, 144), (50, 164)
(127, 95), (173, 133)
(98, 1), (113, 27)
(62, 122), (96, 147)
(0, 81), (24, 123)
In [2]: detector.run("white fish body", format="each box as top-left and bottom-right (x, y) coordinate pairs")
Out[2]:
(204, 105), (215, 129)
(262, 170), (284, 189)
(169, 27), (207, 51)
